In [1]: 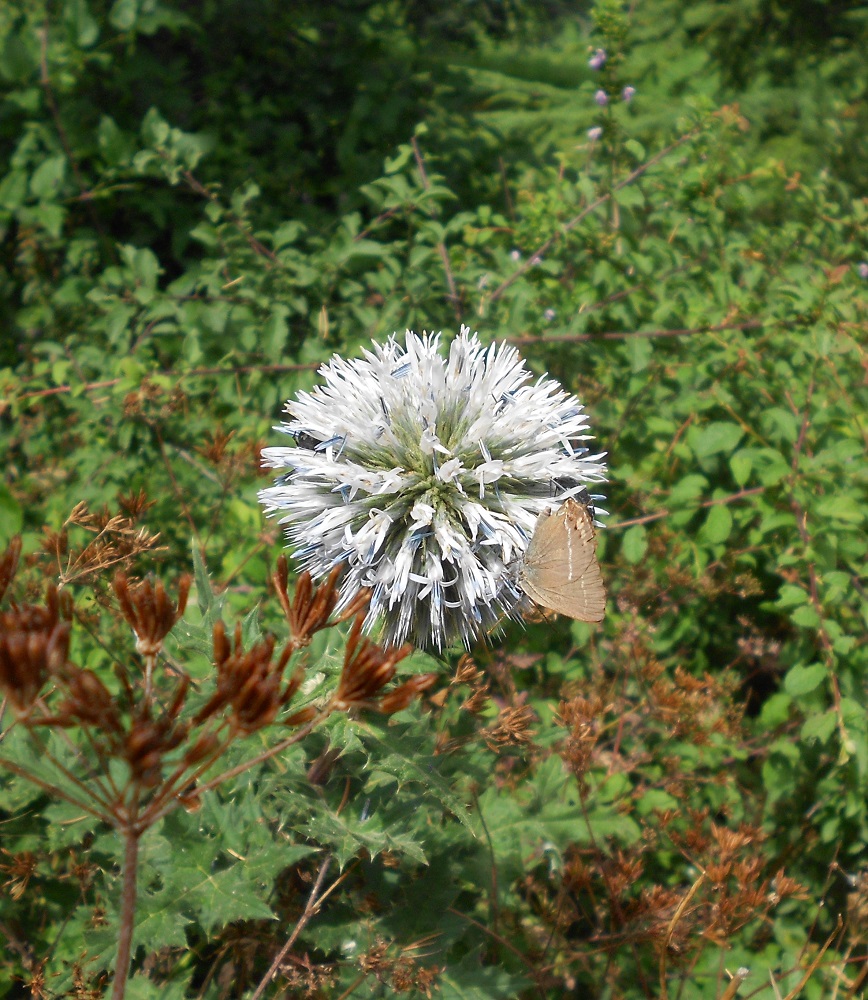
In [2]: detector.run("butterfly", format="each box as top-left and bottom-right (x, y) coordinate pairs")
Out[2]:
(518, 498), (606, 622)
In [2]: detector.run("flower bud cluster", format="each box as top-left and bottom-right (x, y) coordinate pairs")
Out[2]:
(586, 45), (636, 142)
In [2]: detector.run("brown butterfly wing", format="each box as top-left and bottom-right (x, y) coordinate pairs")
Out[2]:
(519, 499), (606, 622)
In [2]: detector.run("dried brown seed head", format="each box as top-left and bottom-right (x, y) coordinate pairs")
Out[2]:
(333, 617), (414, 711)
(0, 584), (70, 714)
(57, 665), (124, 735)
(277, 562), (371, 644)
(197, 620), (300, 734)
(378, 673), (438, 715)
(113, 572), (191, 657)
(0, 536), (22, 605)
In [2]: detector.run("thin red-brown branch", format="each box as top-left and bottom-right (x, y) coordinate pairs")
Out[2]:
(110, 830), (141, 1000)
(250, 855), (333, 1000)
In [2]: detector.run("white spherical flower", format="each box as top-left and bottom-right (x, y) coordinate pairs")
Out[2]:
(260, 327), (607, 651)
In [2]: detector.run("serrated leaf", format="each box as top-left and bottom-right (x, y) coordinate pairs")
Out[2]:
(355, 720), (477, 836)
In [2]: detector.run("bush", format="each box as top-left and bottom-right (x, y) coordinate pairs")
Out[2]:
(1, 1), (865, 997)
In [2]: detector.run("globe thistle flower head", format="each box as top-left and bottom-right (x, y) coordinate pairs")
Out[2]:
(260, 327), (607, 651)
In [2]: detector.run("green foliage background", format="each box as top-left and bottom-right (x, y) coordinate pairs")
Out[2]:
(1, 0), (866, 996)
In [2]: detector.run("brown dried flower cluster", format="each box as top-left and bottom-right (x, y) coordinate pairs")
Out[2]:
(358, 937), (439, 997)
(332, 617), (436, 713)
(483, 702), (537, 750)
(556, 694), (608, 781)
(273, 557), (369, 644)
(42, 502), (162, 588)
(0, 581), (71, 715)
(113, 572), (191, 657)
(0, 535), (22, 605)
(196, 621), (303, 735)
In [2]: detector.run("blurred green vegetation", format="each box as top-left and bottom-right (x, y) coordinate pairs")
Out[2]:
(0, 0), (866, 997)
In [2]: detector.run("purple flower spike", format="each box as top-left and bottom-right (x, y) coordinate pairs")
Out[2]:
(589, 48), (607, 70)
(594, 89), (609, 107)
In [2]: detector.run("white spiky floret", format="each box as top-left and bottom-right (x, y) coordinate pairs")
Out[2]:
(259, 326), (607, 651)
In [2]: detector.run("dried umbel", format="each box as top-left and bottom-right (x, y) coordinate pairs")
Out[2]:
(332, 617), (435, 712)
(195, 621), (302, 735)
(124, 715), (189, 789)
(273, 558), (369, 644)
(113, 572), (191, 658)
(55, 665), (124, 736)
(0, 584), (71, 715)
(0, 535), (22, 605)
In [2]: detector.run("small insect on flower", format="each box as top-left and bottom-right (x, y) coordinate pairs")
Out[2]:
(260, 326), (607, 650)
(518, 499), (605, 622)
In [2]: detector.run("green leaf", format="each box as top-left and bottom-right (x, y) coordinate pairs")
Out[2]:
(621, 524), (648, 564)
(109, 0), (138, 31)
(693, 422), (744, 459)
(440, 952), (529, 999)
(790, 605), (820, 628)
(800, 711), (837, 745)
(0, 484), (23, 542)
(699, 504), (732, 544)
(64, 0), (100, 47)
(668, 474), (708, 506)
(784, 663), (826, 697)
(730, 452), (752, 486)
(776, 584), (809, 609)
(813, 495), (864, 525)
(30, 155), (67, 200)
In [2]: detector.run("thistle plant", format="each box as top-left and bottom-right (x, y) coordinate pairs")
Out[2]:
(0, 536), (434, 1000)
(260, 326), (607, 651)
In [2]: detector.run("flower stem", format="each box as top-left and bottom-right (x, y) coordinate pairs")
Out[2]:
(111, 828), (141, 1000)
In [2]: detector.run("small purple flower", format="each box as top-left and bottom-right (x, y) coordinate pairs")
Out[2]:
(509, 249), (521, 262)
(530, 256), (541, 267)
(543, 308), (556, 322)
(588, 48), (607, 70)
(594, 89), (609, 107)
(622, 86), (636, 103)
(587, 126), (603, 142)
(858, 262), (868, 280)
